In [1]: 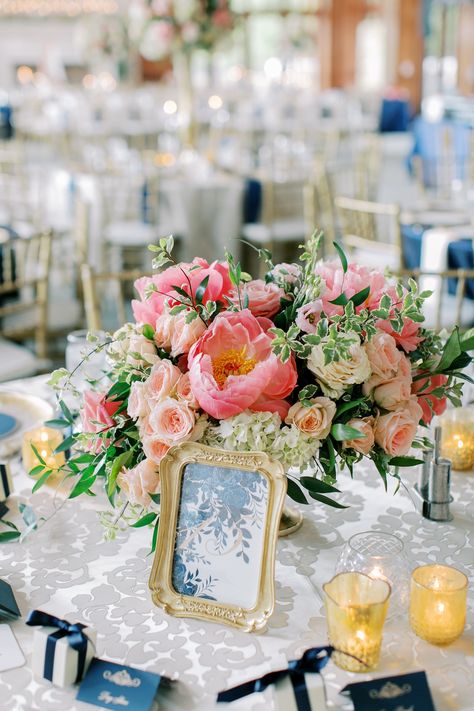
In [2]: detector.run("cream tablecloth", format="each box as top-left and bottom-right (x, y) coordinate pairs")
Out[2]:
(0, 377), (473, 711)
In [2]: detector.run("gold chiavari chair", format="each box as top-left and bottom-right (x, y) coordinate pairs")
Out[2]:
(0, 231), (52, 380)
(334, 195), (404, 270)
(412, 130), (474, 203)
(394, 268), (474, 332)
(81, 264), (146, 332)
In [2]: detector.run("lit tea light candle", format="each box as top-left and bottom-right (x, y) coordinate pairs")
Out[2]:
(440, 407), (474, 470)
(22, 426), (65, 475)
(323, 572), (391, 672)
(410, 564), (468, 645)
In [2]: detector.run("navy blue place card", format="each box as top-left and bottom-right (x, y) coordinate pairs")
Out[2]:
(0, 579), (21, 621)
(342, 671), (436, 711)
(76, 658), (163, 711)
(0, 501), (8, 519)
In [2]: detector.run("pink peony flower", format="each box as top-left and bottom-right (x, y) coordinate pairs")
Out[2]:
(343, 416), (375, 455)
(316, 261), (389, 317)
(148, 397), (196, 445)
(411, 372), (448, 424)
(377, 318), (423, 353)
(117, 458), (160, 507)
(231, 279), (284, 318)
(250, 396), (290, 420)
(146, 359), (182, 402)
(132, 258), (233, 326)
(81, 390), (122, 453)
(187, 309), (297, 419)
(295, 299), (324, 334)
(374, 407), (420, 456)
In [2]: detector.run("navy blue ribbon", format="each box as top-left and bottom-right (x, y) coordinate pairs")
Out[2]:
(26, 610), (90, 683)
(0, 464), (10, 499)
(217, 646), (334, 710)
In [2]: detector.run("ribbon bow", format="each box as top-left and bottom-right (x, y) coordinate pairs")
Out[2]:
(217, 646), (334, 711)
(26, 610), (90, 683)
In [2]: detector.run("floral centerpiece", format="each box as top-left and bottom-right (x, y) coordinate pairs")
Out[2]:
(36, 234), (473, 547)
(129, 0), (235, 62)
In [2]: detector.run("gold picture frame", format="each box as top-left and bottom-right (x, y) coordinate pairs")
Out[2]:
(148, 442), (287, 632)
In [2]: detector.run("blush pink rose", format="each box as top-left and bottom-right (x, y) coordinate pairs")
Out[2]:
(365, 332), (401, 380)
(81, 391), (122, 453)
(187, 309), (297, 419)
(231, 280), (284, 318)
(142, 435), (170, 465)
(377, 317), (423, 353)
(411, 372), (448, 424)
(148, 397), (196, 444)
(285, 397), (336, 438)
(374, 408), (419, 456)
(170, 311), (207, 357)
(132, 258), (233, 326)
(127, 381), (149, 420)
(316, 261), (390, 317)
(295, 299), (324, 334)
(117, 458), (160, 507)
(176, 372), (199, 409)
(146, 359), (182, 401)
(154, 311), (173, 350)
(271, 262), (301, 286)
(343, 417), (375, 455)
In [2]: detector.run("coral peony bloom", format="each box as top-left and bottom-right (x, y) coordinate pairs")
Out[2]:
(315, 261), (390, 317)
(285, 397), (336, 438)
(343, 417), (375, 455)
(250, 396), (290, 420)
(148, 397), (196, 445)
(374, 406), (420, 456)
(81, 390), (122, 453)
(412, 372), (448, 424)
(132, 258), (232, 326)
(146, 359), (182, 402)
(377, 318), (423, 353)
(117, 458), (160, 507)
(230, 279), (284, 318)
(187, 309), (297, 419)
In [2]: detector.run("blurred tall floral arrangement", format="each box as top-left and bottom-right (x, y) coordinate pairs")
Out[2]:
(78, 15), (134, 81)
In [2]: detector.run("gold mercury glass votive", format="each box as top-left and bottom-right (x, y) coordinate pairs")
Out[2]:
(410, 564), (468, 645)
(440, 407), (474, 470)
(22, 426), (65, 476)
(323, 572), (391, 672)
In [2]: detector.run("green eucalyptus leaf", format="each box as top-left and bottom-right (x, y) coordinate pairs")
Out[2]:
(331, 423), (366, 441)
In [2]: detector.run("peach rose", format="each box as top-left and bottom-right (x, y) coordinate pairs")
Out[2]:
(365, 332), (401, 380)
(142, 435), (170, 465)
(176, 372), (199, 408)
(117, 458), (160, 507)
(231, 280), (285, 319)
(170, 311), (207, 357)
(343, 417), (375, 455)
(374, 408), (419, 456)
(154, 311), (173, 350)
(127, 381), (149, 420)
(373, 377), (412, 411)
(146, 359), (182, 401)
(148, 397), (196, 444)
(285, 397), (336, 439)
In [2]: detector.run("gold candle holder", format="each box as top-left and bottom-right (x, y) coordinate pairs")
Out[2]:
(440, 407), (474, 470)
(323, 572), (391, 672)
(22, 426), (65, 476)
(410, 564), (468, 645)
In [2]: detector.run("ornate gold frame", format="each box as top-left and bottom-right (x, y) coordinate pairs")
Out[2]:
(148, 443), (287, 632)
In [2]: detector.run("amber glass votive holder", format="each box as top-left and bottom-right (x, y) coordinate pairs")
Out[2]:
(410, 564), (468, 645)
(323, 572), (391, 672)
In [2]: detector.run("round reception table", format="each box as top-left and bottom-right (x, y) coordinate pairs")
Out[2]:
(0, 376), (473, 711)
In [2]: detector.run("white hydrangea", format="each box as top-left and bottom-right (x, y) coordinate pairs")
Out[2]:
(200, 410), (320, 472)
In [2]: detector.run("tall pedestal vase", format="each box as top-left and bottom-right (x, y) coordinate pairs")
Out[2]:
(173, 50), (197, 150)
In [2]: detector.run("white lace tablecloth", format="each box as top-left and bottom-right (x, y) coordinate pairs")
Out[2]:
(0, 377), (473, 711)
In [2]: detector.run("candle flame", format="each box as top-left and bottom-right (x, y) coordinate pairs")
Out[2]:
(40, 431), (49, 442)
(355, 630), (366, 641)
(436, 601), (446, 614)
(370, 566), (384, 579)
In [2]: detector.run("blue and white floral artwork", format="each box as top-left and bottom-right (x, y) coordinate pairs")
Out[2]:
(172, 463), (269, 608)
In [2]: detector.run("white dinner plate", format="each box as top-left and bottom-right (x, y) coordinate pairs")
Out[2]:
(0, 392), (53, 458)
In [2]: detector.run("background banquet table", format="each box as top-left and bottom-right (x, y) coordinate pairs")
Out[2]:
(0, 376), (473, 711)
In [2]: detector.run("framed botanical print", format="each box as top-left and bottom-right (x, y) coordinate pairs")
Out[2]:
(148, 442), (287, 631)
